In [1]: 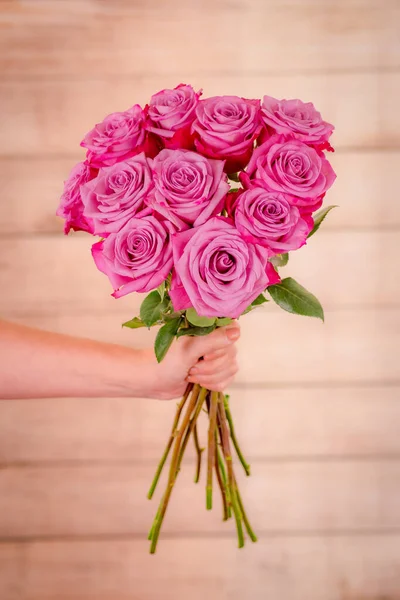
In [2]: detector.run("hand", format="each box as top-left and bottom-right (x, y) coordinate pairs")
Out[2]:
(145, 323), (240, 400)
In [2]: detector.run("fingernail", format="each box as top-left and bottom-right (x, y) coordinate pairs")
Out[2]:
(226, 327), (240, 341)
(189, 367), (198, 375)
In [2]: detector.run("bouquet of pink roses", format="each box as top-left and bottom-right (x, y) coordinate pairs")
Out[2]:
(57, 84), (336, 553)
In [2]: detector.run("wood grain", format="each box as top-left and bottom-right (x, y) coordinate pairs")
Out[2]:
(1, 386), (399, 463)
(2, 151), (398, 235)
(1, 73), (399, 156)
(1, 0), (399, 79)
(2, 536), (400, 600)
(0, 231), (397, 316)
(1, 460), (400, 538)
(4, 308), (399, 386)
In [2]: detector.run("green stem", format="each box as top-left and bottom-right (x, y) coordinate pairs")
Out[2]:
(176, 387), (206, 474)
(147, 384), (193, 499)
(217, 444), (231, 518)
(222, 393), (251, 476)
(149, 385), (199, 554)
(206, 391), (218, 510)
(193, 423), (203, 483)
(236, 484), (257, 543)
(214, 436), (229, 520)
(217, 397), (244, 548)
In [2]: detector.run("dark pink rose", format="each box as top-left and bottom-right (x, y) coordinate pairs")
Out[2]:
(148, 149), (229, 230)
(81, 105), (158, 168)
(234, 187), (313, 254)
(92, 215), (174, 298)
(81, 153), (153, 236)
(146, 83), (201, 149)
(56, 162), (96, 234)
(245, 135), (336, 206)
(170, 216), (280, 318)
(192, 96), (262, 173)
(261, 96), (334, 145)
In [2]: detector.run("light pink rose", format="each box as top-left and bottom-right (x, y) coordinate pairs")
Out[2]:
(234, 187), (313, 254)
(91, 215), (174, 298)
(81, 105), (158, 168)
(146, 83), (201, 149)
(170, 216), (280, 318)
(81, 153), (153, 235)
(56, 162), (96, 234)
(192, 96), (262, 173)
(148, 149), (229, 230)
(245, 135), (336, 206)
(261, 96), (334, 145)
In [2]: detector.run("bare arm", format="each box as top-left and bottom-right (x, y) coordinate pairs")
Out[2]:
(0, 319), (239, 400)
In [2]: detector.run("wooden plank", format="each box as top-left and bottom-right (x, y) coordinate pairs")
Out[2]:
(1, 461), (400, 538)
(1, 73), (400, 155)
(0, 544), (21, 600)
(1, 536), (400, 600)
(0, 231), (397, 314)
(1, 151), (398, 234)
(1, 0), (399, 78)
(4, 308), (399, 386)
(1, 387), (400, 464)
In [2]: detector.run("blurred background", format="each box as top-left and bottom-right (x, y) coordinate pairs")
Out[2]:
(0, 0), (399, 598)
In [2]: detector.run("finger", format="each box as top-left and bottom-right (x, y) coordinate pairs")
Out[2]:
(190, 348), (237, 377)
(187, 364), (239, 387)
(187, 323), (240, 362)
(203, 343), (237, 362)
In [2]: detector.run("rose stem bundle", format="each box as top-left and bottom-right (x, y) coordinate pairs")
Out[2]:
(147, 384), (257, 553)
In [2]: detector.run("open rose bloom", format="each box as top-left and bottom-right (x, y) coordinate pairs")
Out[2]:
(57, 84), (336, 554)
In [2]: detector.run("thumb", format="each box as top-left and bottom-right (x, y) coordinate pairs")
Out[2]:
(187, 324), (240, 361)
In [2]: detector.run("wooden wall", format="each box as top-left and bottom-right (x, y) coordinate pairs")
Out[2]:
(0, 1), (399, 598)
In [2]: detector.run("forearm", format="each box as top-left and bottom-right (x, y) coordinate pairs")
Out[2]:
(0, 320), (154, 400)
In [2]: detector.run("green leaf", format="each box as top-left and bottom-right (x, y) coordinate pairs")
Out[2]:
(140, 291), (169, 327)
(241, 293), (269, 315)
(186, 307), (216, 328)
(267, 277), (324, 321)
(176, 324), (217, 338)
(122, 317), (146, 329)
(216, 318), (233, 326)
(308, 205), (338, 239)
(251, 294), (269, 306)
(269, 253), (289, 268)
(157, 281), (166, 301)
(154, 318), (182, 362)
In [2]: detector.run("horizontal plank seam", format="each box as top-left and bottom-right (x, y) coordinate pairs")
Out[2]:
(1, 147), (400, 161)
(0, 380), (399, 396)
(2, 454), (400, 469)
(2, 224), (400, 239)
(3, 305), (400, 320)
(2, 529), (400, 545)
(1, 148), (399, 161)
(1, 65), (400, 82)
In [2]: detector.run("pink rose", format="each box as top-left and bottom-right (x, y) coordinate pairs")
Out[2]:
(81, 153), (153, 235)
(234, 187), (313, 254)
(146, 84), (201, 149)
(261, 96), (334, 145)
(170, 216), (280, 318)
(81, 105), (157, 168)
(148, 149), (229, 230)
(192, 96), (262, 173)
(91, 215), (173, 298)
(245, 135), (336, 206)
(56, 162), (96, 234)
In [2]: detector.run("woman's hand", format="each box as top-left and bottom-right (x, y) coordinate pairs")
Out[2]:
(145, 323), (240, 400)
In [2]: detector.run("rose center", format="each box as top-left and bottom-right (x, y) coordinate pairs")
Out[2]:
(211, 250), (235, 276)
